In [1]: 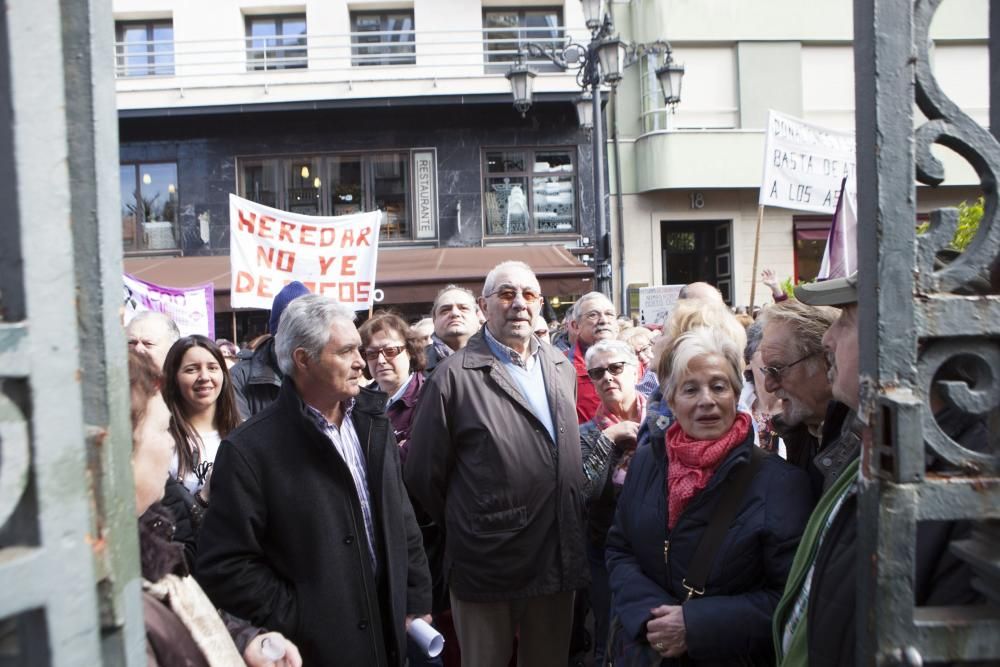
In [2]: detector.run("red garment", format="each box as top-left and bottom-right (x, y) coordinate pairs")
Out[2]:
(665, 413), (751, 529)
(594, 393), (647, 487)
(571, 342), (601, 424)
(592, 392), (647, 431)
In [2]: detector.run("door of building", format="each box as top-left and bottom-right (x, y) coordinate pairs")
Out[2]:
(660, 221), (733, 303)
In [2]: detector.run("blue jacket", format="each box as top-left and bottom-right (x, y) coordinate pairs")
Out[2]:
(606, 428), (812, 664)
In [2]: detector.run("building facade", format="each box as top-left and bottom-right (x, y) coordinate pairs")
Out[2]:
(113, 0), (603, 338)
(609, 0), (988, 312)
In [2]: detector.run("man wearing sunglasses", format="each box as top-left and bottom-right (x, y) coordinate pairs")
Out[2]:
(406, 260), (587, 667)
(568, 291), (620, 423)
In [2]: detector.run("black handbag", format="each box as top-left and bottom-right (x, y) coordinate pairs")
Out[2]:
(605, 448), (765, 666)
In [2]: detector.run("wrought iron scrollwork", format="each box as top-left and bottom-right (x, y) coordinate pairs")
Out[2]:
(912, 0), (999, 474)
(917, 340), (999, 473)
(913, 0), (1000, 294)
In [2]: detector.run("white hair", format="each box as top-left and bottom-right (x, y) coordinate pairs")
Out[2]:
(482, 260), (536, 296)
(275, 294), (357, 376)
(574, 291), (614, 323)
(584, 339), (638, 368)
(661, 326), (744, 405)
(127, 310), (180, 342)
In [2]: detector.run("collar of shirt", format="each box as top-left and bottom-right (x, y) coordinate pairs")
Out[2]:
(484, 325), (539, 370)
(386, 373), (414, 408)
(305, 398), (355, 431)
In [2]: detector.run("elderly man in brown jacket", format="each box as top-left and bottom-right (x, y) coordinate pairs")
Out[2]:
(405, 260), (588, 667)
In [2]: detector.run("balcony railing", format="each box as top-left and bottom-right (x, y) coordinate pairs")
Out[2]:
(113, 25), (578, 84)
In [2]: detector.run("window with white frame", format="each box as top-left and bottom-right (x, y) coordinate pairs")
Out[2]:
(115, 20), (174, 77)
(350, 11), (416, 66)
(483, 7), (563, 70)
(245, 14), (307, 71)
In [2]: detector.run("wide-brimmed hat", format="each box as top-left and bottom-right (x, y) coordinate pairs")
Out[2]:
(794, 273), (858, 307)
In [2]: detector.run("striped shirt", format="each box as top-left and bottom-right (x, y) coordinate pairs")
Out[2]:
(306, 401), (377, 571)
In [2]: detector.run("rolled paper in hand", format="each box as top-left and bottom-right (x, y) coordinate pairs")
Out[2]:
(408, 618), (444, 658)
(261, 636), (286, 661)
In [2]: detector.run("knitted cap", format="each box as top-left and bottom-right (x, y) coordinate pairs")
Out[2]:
(268, 281), (311, 334)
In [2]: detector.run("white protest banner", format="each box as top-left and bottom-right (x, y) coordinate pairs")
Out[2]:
(638, 285), (684, 326)
(123, 274), (215, 338)
(229, 194), (382, 311)
(759, 110), (856, 214)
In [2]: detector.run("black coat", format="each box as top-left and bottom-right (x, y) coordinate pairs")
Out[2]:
(195, 381), (432, 667)
(801, 406), (987, 667)
(606, 429), (813, 665)
(229, 336), (282, 420)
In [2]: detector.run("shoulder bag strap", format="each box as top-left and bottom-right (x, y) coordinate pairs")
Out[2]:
(681, 447), (765, 601)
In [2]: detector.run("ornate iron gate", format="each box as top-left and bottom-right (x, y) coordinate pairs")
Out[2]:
(855, 0), (1000, 663)
(0, 0), (144, 664)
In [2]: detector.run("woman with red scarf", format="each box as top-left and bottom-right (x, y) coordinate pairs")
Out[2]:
(606, 326), (812, 665)
(580, 339), (646, 663)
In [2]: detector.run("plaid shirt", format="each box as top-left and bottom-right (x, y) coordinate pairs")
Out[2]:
(306, 401), (377, 571)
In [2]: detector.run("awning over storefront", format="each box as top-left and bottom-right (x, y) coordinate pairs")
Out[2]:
(123, 245), (594, 312)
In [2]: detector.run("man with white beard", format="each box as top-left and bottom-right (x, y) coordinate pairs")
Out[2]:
(757, 299), (845, 499)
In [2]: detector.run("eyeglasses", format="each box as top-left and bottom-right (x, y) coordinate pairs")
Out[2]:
(761, 351), (818, 380)
(580, 309), (616, 323)
(485, 285), (542, 305)
(636, 344), (653, 356)
(586, 361), (633, 381)
(363, 345), (406, 362)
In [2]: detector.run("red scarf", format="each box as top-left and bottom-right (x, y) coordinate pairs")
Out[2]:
(592, 392), (647, 431)
(665, 412), (751, 529)
(594, 393), (647, 487)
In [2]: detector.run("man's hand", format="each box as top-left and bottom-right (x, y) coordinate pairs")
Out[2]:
(242, 632), (303, 667)
(646, 605), (687, 658)
(405, 613), (433, 632)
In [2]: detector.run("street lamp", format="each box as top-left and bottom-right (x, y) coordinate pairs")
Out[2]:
(505, 0), (683, 298)
(574, 92), (594, 131)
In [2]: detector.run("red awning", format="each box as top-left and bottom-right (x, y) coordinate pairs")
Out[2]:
(124, 245), (594, 312)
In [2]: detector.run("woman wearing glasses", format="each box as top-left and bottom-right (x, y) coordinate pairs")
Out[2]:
(579, 339), (646, 664)
(358, 311), (450, 667)
(160, 335), (241, 570)
(358, 311), (427, 460)
(606, 326), (812, 665)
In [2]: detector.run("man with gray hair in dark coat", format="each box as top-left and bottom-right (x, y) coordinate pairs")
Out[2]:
(197, 294), (432, 666)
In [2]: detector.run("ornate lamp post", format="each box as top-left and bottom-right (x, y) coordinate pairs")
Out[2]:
(506, 0), (683, 298)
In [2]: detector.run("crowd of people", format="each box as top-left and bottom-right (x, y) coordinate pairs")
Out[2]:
(122, 263), (983, 667)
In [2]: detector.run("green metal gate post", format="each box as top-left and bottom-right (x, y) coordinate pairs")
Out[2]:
(0, 0), (144, 663)
(854, 0), (1000, 663)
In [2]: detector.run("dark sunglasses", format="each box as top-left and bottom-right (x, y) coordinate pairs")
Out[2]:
(587, 361), (632, 381)
(363, 345), (406, 362)
(485, 286), (542, 305)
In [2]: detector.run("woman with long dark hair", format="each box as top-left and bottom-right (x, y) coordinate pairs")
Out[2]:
(160, 335), (240, 567)
(129, 350), (302, 666)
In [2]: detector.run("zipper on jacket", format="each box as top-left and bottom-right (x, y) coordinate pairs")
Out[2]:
(663, 539), (670, 568)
